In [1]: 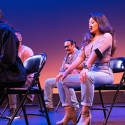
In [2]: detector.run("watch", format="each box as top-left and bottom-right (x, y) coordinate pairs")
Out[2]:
(83, 64), (89, 69)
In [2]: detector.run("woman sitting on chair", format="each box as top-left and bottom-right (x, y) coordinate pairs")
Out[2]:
(56, 12), (117, 125)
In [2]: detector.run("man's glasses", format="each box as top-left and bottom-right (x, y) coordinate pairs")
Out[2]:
(64, 45), (71, 48)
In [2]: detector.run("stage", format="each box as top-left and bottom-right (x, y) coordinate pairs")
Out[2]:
(0, 103), (125, 125)
(0, 93), (125, 125)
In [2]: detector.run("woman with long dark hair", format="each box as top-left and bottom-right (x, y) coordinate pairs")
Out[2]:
(56, 13), (117, 125)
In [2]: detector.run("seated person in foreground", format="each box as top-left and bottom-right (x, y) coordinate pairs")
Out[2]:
(0, 10), (26, 89)
(0, 10), (26, 115)
(44, 39), (83, 111)
(7, 30), (34, 119)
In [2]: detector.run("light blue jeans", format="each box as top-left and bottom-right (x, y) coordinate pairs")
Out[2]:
(56, 65), (114, 107)
(44, 78), (79, 109)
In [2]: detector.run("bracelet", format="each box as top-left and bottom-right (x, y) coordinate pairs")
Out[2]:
(83, 64), (89, 69)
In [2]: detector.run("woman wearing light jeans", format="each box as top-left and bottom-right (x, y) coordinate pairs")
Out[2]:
(56, 13), (117, 125)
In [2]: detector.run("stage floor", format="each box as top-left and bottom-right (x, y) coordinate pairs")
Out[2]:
(0, 103), (125, 125)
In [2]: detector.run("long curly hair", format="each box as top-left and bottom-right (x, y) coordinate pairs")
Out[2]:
(82, 13), (117, 56)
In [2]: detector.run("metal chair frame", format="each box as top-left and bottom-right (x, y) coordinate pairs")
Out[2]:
(0, 53), (51, 125)
(55, 57), (125, 125)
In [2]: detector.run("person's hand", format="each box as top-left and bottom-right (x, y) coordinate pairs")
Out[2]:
(79, 69), (89, 83)
(56, 72), (68, 82)
(64, 64), (70, 69)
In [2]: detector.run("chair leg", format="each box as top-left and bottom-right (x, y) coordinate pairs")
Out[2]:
(90, 89), (107, 119)
(38, 94), (44, 113)
(0, 94), (8, 117)
(103, 86), (122, 125)
(7, 90), (30, 125)
(103, 75), (125, 125)
(0, 94), (7, 106)
(40, 90), (51, 125)
(98, 89), (107, 119)
(55, 100), (61, 112)
(0, 102), (9, 116)
(19, 94), (29, 125)
(76, 111), (81, 123)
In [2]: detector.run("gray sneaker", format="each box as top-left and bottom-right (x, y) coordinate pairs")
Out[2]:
(6, 108), (20, 119)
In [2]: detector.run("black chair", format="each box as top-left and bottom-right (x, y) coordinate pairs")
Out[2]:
(0, 53), (51, 125)
(78, 57), (125, 124)
(103, 57), (125, 125)
(76, 57), (125, 124)
(55, 57), (125, 124)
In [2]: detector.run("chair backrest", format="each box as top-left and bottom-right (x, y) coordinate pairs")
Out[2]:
(23, 53), (47, 75)
(110, 57), (125, 73)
